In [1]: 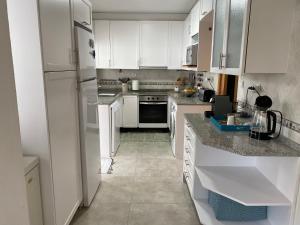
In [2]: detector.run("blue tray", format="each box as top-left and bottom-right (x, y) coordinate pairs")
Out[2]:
(210, 116), (250, 132)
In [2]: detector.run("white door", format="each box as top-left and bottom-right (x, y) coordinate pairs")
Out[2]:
(111, 100), (122, 155)
(122, 96), (138, 128)
(45, 71), (82, 225)
(140, 21), (169, 67)
(190, 1), (201, 37)
(168, 21), (184, 69)
(75, 26), (96, 82)
(110, 21), (140, 69)
(73, 0), (92, 30)
(78, 79), (101, 206)
(94, 20), (111, 69)
(39, 0), (76, 71)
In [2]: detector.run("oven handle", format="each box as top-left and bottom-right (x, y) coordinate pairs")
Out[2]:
(139, 102), (168, 105)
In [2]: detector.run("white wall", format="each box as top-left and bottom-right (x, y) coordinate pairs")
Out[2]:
(6, 0), (56, 224)
(0, 1), (30, 225)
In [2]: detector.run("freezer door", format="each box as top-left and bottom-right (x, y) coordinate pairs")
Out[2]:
(75, 26), (97, 82)
(79, 79), (101, 206)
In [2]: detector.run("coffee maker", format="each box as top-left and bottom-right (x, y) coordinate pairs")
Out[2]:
(249, 96), (283, 140)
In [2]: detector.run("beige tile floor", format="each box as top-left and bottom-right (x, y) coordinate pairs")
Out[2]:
(71, 131), (201, 225)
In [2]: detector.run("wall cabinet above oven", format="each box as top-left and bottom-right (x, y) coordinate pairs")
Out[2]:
(211, 0), (295, 75)
(94, 20), (183, 70)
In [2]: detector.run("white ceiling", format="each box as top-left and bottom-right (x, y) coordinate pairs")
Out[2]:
(90, 0), (198, 13)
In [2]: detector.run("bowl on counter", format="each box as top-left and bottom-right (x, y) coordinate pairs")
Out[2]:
(183, 88), (197, 97)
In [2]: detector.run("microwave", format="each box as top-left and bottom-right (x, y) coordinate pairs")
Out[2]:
(186, 44), (198, 66)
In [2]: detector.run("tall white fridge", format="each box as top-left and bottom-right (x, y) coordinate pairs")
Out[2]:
(75, 24), (101, 207)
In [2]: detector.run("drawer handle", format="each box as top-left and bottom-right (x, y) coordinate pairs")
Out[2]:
(185, 148), (190, 153)
(186, 123), (192, 128)
(184, 172), (190, 179)
(185, 160), (190, 166)
(186, 136), (191, 141)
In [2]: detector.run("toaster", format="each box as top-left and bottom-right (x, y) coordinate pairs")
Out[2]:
(198, 88), (215, 102)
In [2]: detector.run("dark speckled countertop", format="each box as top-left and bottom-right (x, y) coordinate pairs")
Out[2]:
(98, 89), (211, 106)
(184, 113), (300, 157)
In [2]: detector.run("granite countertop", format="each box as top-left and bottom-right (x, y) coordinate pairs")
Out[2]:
(98, 89), (210, 106)
(184, 113), (300, 157)
(168, 92), (211, 106)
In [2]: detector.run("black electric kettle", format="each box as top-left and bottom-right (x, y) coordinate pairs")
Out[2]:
(249, 96), (283, 140)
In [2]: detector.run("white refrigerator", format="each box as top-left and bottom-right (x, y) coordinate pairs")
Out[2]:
(75, 25), (101, 207)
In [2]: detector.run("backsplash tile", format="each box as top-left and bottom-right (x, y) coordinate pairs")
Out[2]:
(238, 101), (300, 135)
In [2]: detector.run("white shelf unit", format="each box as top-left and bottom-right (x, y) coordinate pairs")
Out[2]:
(194, 199), (271, 225)
(182, 119), (300, 225)
(195, 166), (290, 206)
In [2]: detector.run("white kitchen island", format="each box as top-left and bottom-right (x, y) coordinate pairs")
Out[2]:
(183, 113), (300, 225)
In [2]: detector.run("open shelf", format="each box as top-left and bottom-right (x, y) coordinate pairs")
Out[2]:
(195, 166), (290, 206)
(194, 199), (271, 225)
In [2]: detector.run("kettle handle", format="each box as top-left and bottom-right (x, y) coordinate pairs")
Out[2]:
(267, 111), (277, 134)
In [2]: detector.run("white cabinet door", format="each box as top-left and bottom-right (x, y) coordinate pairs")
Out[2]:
(110, 21), (140, 69)
(73, 0), (92, 30)
(140, 21), (169, 67)
(122, 96), (138, 128)
(25, 166), (43, 225)
(45, 71), (82, 225)
(182, 15), (192, 65)
(190, 1), (201, 37)
(168, 21), (184, 69)
(39, 0), (75, 72)
(200, 0), (213, 19)
(94, 20), (111, 69)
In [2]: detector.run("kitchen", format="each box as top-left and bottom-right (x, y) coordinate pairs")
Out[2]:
(1, 0), (300, 225)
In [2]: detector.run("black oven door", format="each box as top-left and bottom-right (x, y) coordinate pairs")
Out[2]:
(139, 102), (168, 123)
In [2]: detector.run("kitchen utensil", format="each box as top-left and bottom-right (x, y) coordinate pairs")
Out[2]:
(132, 80), (139, 91)
(249, 95), (283, 140)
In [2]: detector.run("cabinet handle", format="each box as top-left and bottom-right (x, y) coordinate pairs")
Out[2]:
(27, 178), (33, 184)
(219, 53), (222, 69)
(186, 136), (191, 141)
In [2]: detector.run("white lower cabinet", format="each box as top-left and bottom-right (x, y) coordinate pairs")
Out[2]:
(25, 163), (43, 225)
(122, 96), (138, 128)
(45, 71), (82, 225)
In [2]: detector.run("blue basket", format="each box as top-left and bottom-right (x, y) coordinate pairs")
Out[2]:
(208, 191), (267, 221)
(210, 116), (250, 132)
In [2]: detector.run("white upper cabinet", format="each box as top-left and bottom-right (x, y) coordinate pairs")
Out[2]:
(140, 21), (169, 68)
(39, 0), (76, 72)
(190, 1), (201, 37)
(73, 0), (92, 30)
(94, 20), (111, 69)
(182, 15), (192, 65)
(110, 21), (140, 69)
(211, 0), (295, 75)
(168, 21), (184, 69)
(200, 0), (213, 20)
